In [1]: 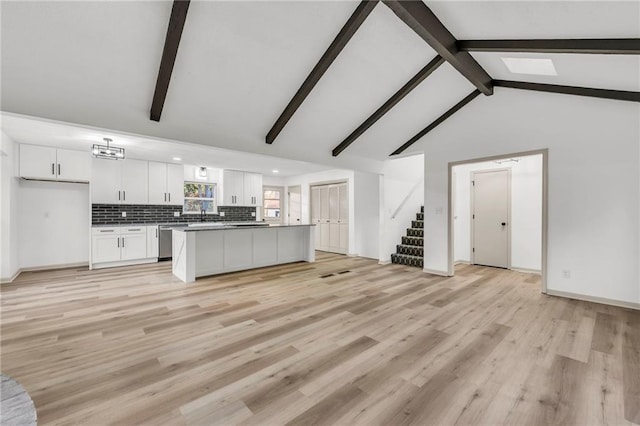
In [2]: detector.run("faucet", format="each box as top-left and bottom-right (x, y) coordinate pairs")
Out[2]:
(200, 209), (206, 222)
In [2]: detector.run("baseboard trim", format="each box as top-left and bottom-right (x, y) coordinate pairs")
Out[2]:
(0, 269), (22, 284)
(21, 262), (89, 272)
(423, 268), (451, 277)
(2, 262), (90, 284)
(546, 289), (640, 311)
(510, 266), (542, 275)
(378, 259), (391, 265)
(454, 260), (471, 265)
(91, 258), (157, 270)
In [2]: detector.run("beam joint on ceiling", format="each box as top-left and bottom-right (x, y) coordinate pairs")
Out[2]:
(390, 89), (481, 156)
(150, 0), (191, 122)
(265, 0), (379, 144)
(332, 55), (445, 157)
(493, 80), (640, 103)
(382, 0), (493, 96)
(457, 39), (640, 54)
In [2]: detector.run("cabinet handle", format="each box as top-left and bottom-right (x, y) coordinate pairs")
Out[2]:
(168, 193), (171, 202)
(118, 191), (121, 201)
(58, 164), (61, 175)
(164, 193), (167, 202)
(52, 163), (55, 175)
(122, 237), (125, 247)
(100, 229), (114, 233)
(123, 191), (126, 201)
(128, 228), (141, 231)
(156, 229), (158, 238)
(117, 238), (120, 248)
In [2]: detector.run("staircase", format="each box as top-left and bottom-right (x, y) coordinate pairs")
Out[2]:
(391, 206), (424, 268)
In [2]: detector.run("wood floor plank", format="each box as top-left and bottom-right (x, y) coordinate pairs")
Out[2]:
(1, 254), (637, 425)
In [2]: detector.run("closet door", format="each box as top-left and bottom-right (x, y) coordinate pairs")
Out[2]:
(328, 185), (341, 252)
(311, 186), (322, 249)
(318, 186), (330, 251)
(338, 183), (349, 252)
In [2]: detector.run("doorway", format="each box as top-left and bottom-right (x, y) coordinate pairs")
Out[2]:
(471, 169), (510, 268)
(449, 149), (547, 292)
(288, 185), (301, 225)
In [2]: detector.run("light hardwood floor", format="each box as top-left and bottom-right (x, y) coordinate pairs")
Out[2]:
(1, 252), (639, 425)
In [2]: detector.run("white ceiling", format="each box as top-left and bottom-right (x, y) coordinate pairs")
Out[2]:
(1, 1), (638, 167)
(0, 113), (331, 177)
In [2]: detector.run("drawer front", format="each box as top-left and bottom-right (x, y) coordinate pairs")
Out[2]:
(121, 227), (146, 235)
(92, 227), (120, 235)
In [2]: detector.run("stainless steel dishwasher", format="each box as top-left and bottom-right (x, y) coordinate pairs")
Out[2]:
(159, 225), (187, 260)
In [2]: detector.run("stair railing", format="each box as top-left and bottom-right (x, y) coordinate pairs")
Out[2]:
(391, 177), (423, 220)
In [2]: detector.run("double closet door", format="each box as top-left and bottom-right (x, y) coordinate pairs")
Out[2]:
(311, 182), (348, 254)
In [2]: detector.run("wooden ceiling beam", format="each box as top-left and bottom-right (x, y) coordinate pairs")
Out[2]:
(457, 39), (640, 54)
(265, 0), (379, 144)
(150, 0), (191, 122)
(494, 80), (640, 103)
(382, 0), (493, 95)
(390, 89), (481, 156)
(332, 55), (445, 157)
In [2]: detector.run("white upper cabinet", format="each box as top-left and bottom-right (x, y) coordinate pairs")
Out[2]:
(166, 163), (184, 206)
(92, 158), (148, 204)
(121, 159), (148, 205)
(148, 161), (183, 205)
(243, 172), (263, 206)
(148, 161), (167, 204)
(222, 169), (244, 206)
(221, 170), (262, 206)
(20, 144), (89, 182)
(91, 158), (121, 204)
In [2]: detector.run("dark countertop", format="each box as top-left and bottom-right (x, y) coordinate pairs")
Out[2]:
(174, 223), (315, 232)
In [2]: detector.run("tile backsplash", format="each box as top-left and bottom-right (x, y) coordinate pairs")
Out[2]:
(92, 204), (256, 225)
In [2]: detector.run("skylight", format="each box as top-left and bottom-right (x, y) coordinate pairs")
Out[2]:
(501, 58), (557, 76)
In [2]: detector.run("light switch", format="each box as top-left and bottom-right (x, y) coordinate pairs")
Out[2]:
(174, 211), (180, 217)
(219, 212), (225, 217)
(251, 212), (256, 217)
(121, 212), (126, 218)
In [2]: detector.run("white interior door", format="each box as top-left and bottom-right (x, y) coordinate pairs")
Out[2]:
(288, 185), (302, 225)
(472, 169), (510, 268)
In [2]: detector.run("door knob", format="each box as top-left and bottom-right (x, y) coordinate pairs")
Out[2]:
(501, 222), (507, 226)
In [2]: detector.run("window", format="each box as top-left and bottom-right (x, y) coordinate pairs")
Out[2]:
(183, 182), (216, 214)
(263, 187), (283, 223)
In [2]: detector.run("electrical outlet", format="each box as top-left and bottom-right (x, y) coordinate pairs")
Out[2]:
(219, 212), (225, 217)
(251, 212), (256, 217)
(174, 211), (180, 217)
(562, 270), (571, 279)
(121, 212), (126, 218)
(435, 207), (443, 215)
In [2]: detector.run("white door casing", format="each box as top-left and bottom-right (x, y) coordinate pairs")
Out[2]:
(288, 185), (302, 225)
(472, 169), (511, 268)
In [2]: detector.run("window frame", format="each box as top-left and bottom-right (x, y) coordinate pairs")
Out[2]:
(263, 186), (284, 224)
(183, 181), (218, 215)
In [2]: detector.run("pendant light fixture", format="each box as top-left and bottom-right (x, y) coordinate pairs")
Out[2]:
(92, 138), (125, 160)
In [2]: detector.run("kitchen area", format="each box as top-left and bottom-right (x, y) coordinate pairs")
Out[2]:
(15, 139), (316, 283)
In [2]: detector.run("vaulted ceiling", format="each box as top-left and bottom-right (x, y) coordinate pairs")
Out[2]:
(1, 1), (638, 174)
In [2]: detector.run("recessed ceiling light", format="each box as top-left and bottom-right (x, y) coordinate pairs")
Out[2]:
(173, 157), (181, 161)
(272, 169), (279, 174)
(501, 57), (557, 76)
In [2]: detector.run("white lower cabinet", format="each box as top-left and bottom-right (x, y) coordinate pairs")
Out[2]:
(92, 228), (121, 263)
(91, 226), (154, 268)
(147, 225), (159, 258)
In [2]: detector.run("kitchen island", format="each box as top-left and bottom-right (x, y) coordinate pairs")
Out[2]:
(171, 224), (315, 283)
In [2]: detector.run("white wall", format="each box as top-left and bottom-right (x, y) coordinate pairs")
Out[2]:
(378, 154), (424, 263)
(423, 89), (640, 305)
(1, 131), (20, 281)
(18, 179), (90, 269)
(453, 155), (543, 272)
(354, 172), (380, 259)
(285, 169), (356, 254)
(284, 169), (381, 258)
